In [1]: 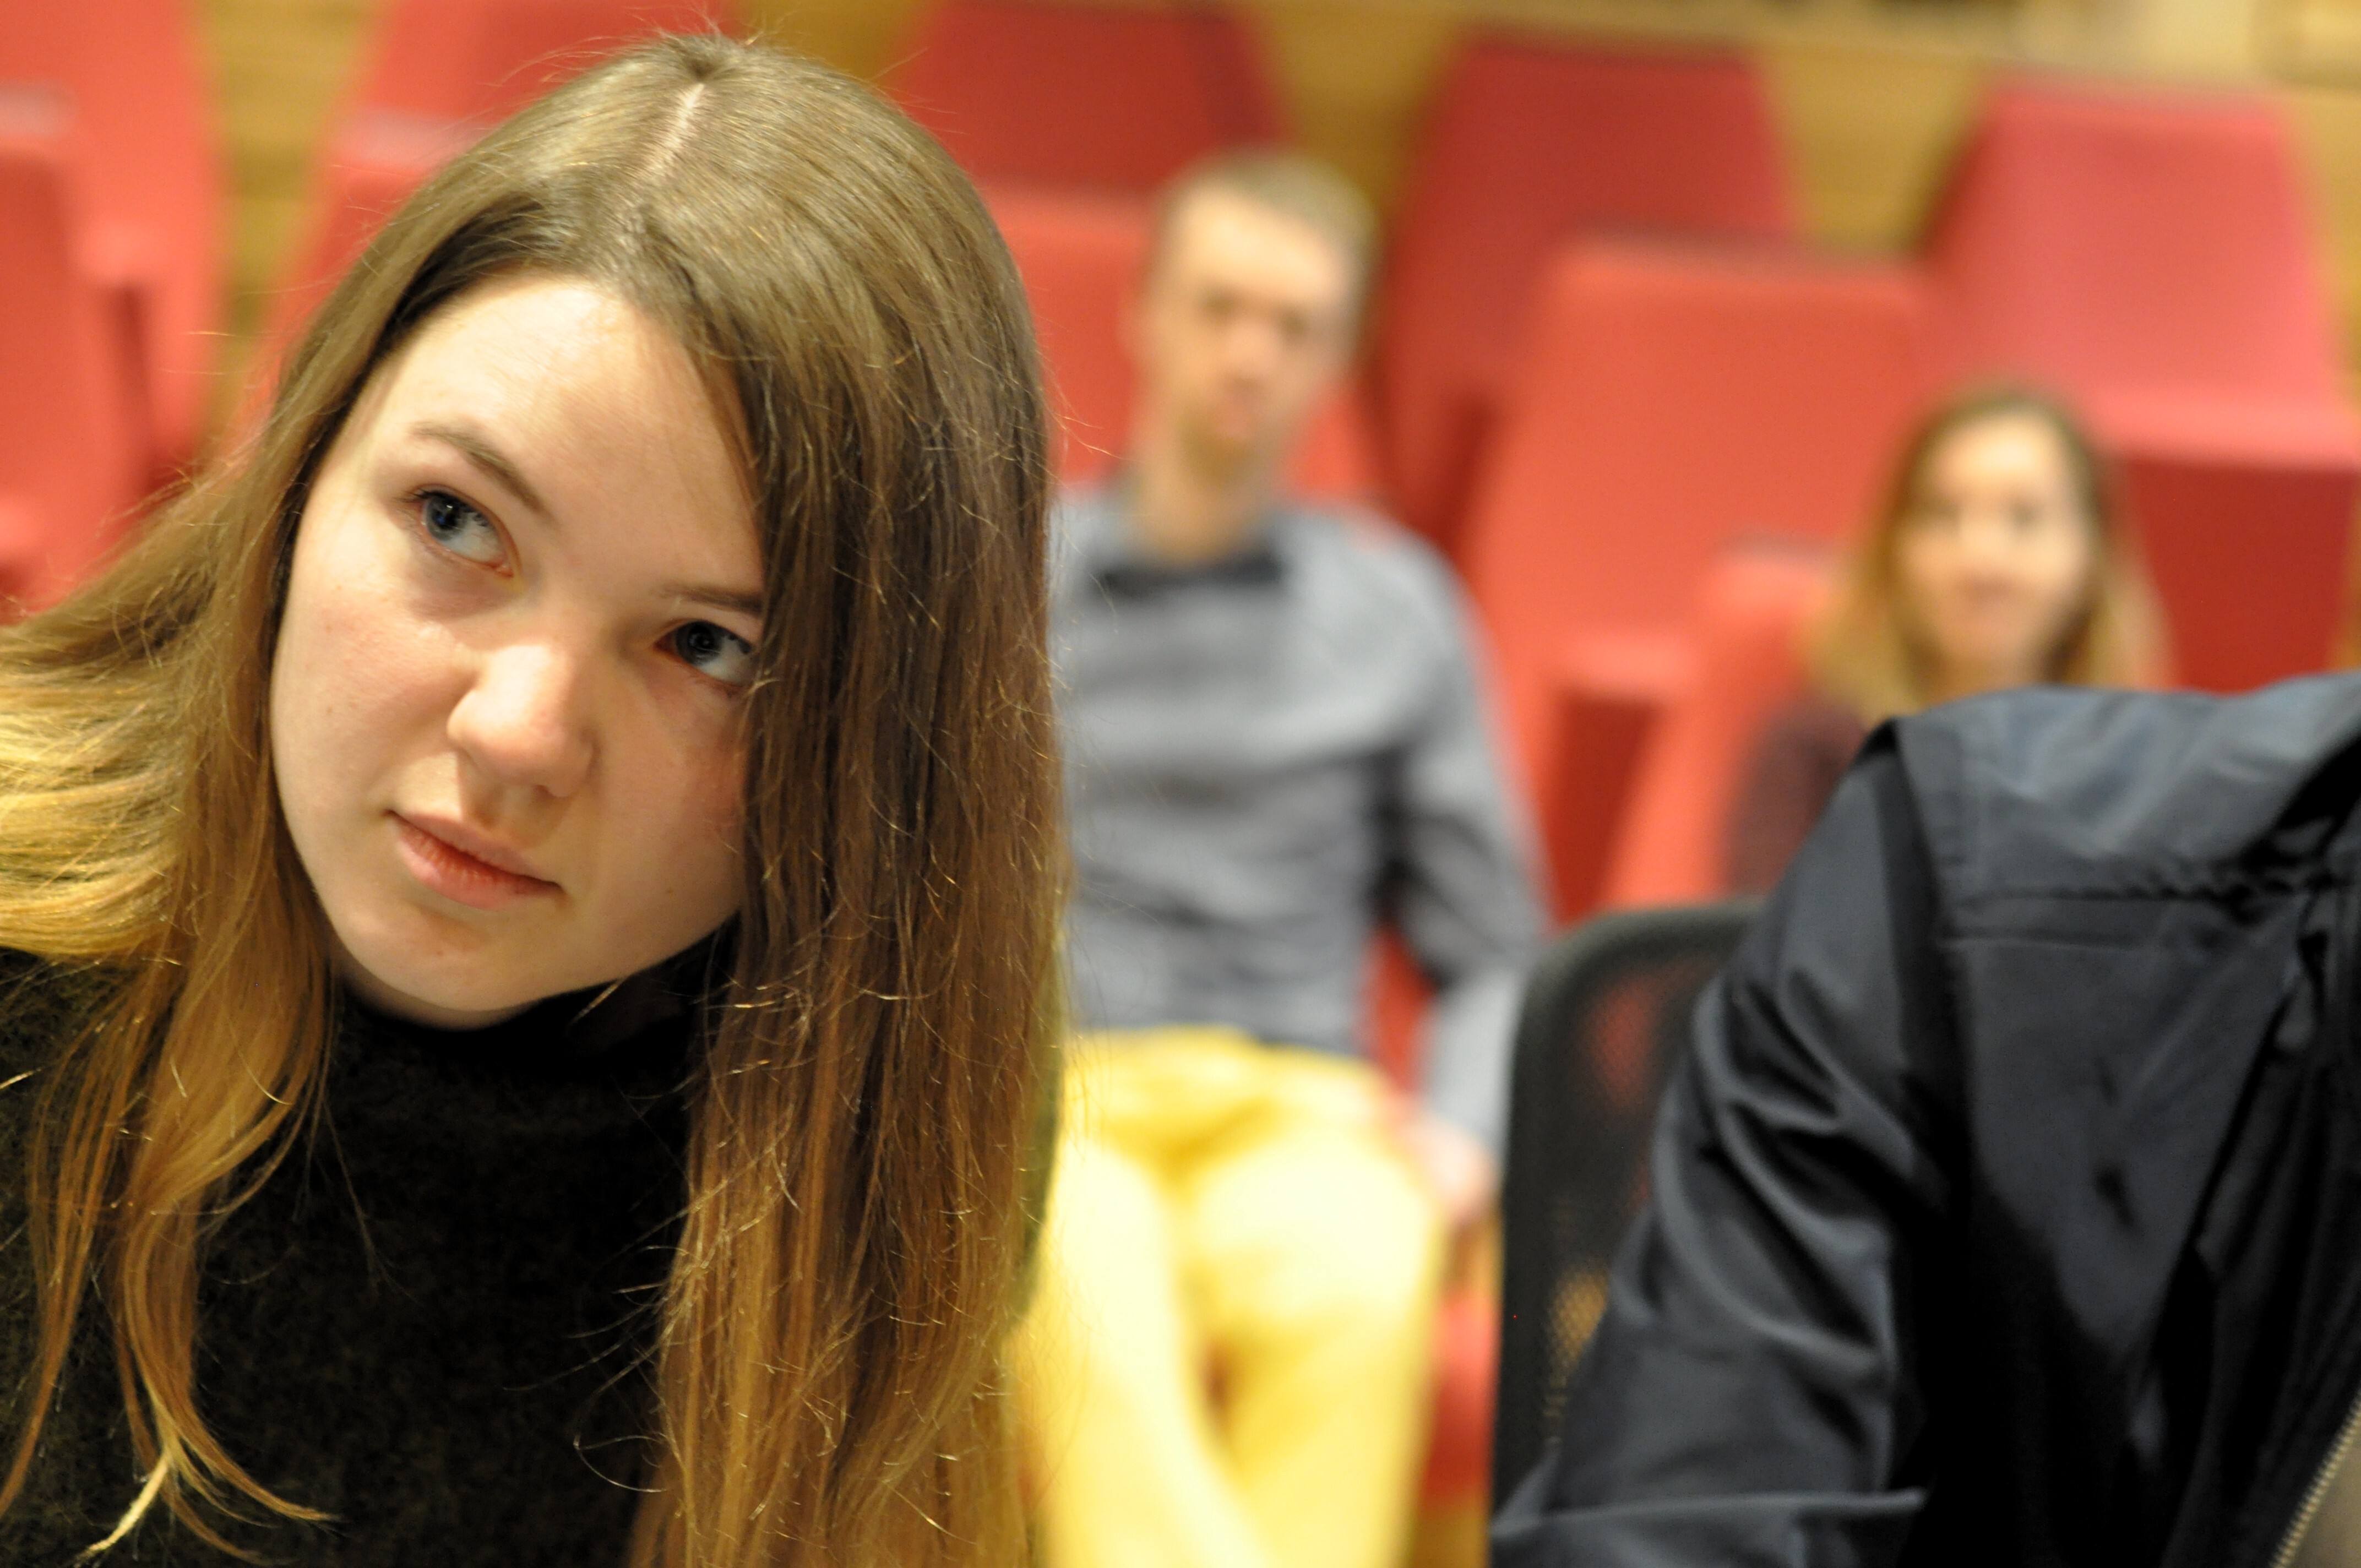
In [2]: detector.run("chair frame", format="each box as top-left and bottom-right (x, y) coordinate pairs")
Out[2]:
(1493, 899), (1758, 1509)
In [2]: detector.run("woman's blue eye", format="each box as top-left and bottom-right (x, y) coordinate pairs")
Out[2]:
(671, 620), (756, 687)
(419, 490), (504, 565)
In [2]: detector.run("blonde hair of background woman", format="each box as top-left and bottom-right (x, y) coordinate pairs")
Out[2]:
(1811, 384), (2166, 722)
(0, 36), (1060, 1568)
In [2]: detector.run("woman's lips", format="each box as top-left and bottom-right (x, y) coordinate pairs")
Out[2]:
(391, 814), (560, 911)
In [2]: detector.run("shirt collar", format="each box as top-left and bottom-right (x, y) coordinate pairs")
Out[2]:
(1065, 477), (1290, 598)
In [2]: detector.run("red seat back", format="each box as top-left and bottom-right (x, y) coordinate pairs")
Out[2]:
(354, 0), (739, 123)
(0, 98), (145, 608)
(1925, 76), (2360, 689)
(1602, 546), (1834, 910)
(2102, 391), (2358, 691)
(255, 111), (481, 411)
(260, 2), (737, 415)
(1929, 77), (2344, 406)
(890, 0), (1285, 192)
(1461, 240), (1928, 913)
(987, 183), (1378, 502)
(1378, 35), (1795, 547)
(1532, 628), (1687, 923)
(0, 0), (226, 471)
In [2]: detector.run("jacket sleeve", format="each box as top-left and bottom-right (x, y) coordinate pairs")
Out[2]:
(1493, 734), (1959, 1568)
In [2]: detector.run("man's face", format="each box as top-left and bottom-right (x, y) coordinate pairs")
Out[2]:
(1130, 188), (1357, 476)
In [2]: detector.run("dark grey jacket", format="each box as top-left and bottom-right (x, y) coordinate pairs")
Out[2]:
(1497, 676), (2361, 1568)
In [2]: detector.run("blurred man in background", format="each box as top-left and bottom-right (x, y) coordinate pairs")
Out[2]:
(1018, 151), (1541, 1568)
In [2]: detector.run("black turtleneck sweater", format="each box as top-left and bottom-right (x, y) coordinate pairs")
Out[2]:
(0, 955), (701, 1565)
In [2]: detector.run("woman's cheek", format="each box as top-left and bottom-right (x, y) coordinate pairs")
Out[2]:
(283, 513), (458, 803)
(692, 754), (748, 894)
(685, 741), (750, 917)
(607, 715), (745, 903)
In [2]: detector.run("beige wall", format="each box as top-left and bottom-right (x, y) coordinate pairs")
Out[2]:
(191, 0), (2361, 405)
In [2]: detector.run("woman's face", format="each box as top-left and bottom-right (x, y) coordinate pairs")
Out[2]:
(1894, 411), (2100, 701)
(271, 274), (763, 1028)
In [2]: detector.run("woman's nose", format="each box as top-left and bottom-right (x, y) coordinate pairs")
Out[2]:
(445, 640), (596, 798)
(1954, 510), (2024, 568)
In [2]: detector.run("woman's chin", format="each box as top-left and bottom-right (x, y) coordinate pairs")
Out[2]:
(327, 923), (555, 1030)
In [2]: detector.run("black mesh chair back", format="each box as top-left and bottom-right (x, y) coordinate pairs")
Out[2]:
(1492, 900), (1758, 1509)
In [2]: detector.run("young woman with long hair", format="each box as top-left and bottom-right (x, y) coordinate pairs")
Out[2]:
(1726, 384), (2164, 890)
(0, 35), (1059, 1567)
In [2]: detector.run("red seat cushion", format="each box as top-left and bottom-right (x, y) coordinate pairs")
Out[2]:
(1603, 546), (1835, 910)
(1533, 628), (1689, 923)
(1417, 1280), (1499, 1507)
(890, 0), (1284, 193)
(1378, 35), (1794, 547)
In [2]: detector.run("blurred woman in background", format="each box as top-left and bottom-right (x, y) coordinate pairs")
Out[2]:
(0, 36), (1058, 1568)
(1727, 385), (2163, 891)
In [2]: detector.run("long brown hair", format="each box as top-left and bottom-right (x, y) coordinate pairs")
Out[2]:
(1812, 384), (2164, 720)
(0, 35), (1058, 1567)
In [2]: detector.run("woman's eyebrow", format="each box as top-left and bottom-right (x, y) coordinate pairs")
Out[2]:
(663, 582), (764, 619)
(412, 421), (551, 518)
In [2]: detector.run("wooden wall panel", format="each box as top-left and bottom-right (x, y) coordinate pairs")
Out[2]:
(1760, 39), (1985, 252)
(1239, 1), (1460, 206)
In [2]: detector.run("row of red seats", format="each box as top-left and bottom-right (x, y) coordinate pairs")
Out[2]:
(1482, 77), (2357, 924)
(21, 3), (2349, 722)
(264, 0), (738, 382)
(886, 4), (1800, 540)
(880, 6), (2360, 929)
(969, 66), (2357, 930)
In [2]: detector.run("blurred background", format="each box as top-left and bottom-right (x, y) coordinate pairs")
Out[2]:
(193, 0), (2361, 404)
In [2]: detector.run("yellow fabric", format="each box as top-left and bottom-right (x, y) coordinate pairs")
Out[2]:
(1016, 1026), (1445, 1568)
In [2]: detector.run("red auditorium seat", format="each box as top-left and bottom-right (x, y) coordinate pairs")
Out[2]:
(263, 111), (483, 367)
(1925, 75), (2361, 690)
(352, 0), (739, 123)
(889, 0), (1286, 193)
(1378, 34), (1796, 548)
(1417, 1275), (1499, 1510)
(1357, 925), (1499, 1518)
(266, 2), (737, 383)
(0, 0), (226, 473)
(1601, 544), (1834, 909)
(1460, 240), (1929, 918)
(1533, 628), (1690, 921)
(0, 95), (147, 609)
(986, 183), (1378, 502)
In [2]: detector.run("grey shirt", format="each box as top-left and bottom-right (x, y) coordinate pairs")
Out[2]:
(1052, 484), (1543, 1151)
